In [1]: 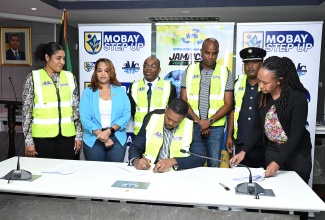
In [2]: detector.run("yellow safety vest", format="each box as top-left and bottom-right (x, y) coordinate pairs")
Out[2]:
(233, 74), (259, 139)
(131, 79), (171, 135)
(144, 114), (193, 163)
(186, 63), (228, 126)
(32, 69), (76, 137)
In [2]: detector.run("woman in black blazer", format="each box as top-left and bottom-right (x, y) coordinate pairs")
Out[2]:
(230, 56), (312, 184)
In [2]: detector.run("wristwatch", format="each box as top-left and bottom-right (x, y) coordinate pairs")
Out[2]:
(110, 127), (116, 134)
(208, 118), (214, 124)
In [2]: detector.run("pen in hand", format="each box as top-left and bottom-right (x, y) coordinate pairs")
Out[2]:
(141, 155), (151, 169)
(219, 182), (230, 191)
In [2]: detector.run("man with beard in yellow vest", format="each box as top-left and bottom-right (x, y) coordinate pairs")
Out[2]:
(226, 47), (266, 168)
(128, 98), (205, 172)
(180, 38), (234, 167)
(129, 56), (177, 135)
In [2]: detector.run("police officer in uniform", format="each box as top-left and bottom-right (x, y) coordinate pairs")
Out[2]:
(226, 47), (267, 168)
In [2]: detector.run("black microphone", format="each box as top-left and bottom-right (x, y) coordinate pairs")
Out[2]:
(180, 149), (264, 196)
(3, 116), (33, 181)
(9, 77), (17, 101)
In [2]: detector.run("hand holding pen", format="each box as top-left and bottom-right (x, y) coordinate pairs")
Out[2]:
(133, 155), (151, 170)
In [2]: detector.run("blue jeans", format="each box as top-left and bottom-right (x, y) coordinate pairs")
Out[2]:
(83, 135), (126, 162)
(193, 124), (224, 167)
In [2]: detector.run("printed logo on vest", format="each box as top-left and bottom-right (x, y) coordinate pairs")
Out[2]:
(60, 83), (69, 87)
(193, 74), (199, 79)
(154, 132), (163, 138)
(43, 81), (52, 86)
(239, 86), (245, 91)
(155, 86), (163, 90)
(138, 87), (146, 91)
(173, 136), (183, 141)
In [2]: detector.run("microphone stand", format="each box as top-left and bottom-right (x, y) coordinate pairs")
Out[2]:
(3, 116), (33, 181)
(180, 149), (265, 197)
(9, 77), (18, 101)
(234, 164), (264, 197)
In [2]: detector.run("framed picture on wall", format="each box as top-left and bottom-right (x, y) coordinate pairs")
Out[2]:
(0, 27), (32, 66)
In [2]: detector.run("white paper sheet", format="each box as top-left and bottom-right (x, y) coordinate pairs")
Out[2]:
(42, 162), (93, 175)
(232, 167), (265, 182)
(113, 162), (155, 176)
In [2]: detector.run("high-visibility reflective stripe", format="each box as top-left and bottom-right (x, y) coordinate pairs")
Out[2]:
(134, 121), (143, 127)
(193, 110), (199, 115)
(161, 81), (170, 107)
(235, 75), (245, 92)
(188, 95), (199, 100)
(183, 120), (192, 147)
(145, 114), (160, 147)
(193, 109), (222, 117)
(65, 71), (75, 105)
(131, 81), (139, 101)
(34, 102), (58, 109)
(186, 65), (196, 99)
(233, 74), (247, 139)
(137, 107), (148, 112)
(65, 71), (75, 93)
(33, 117), (73, 124)
(33, 70), (44, 104)
(208, 109), (219, 114)
(210, 94), (225, 100)
(34, 101), (71, 109)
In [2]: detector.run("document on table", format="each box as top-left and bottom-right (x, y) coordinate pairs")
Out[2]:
(42, 162), (93, 175)
(232, 167), (265, 182)
(113, 162), (154, 176)
(111, 180), (151, 189)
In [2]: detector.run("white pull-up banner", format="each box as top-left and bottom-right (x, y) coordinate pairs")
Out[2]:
(78, 23), (152, 154)
(78, 23), (152, 95)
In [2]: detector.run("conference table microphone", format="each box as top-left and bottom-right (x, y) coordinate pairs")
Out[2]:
(180, 149), (264, 197)
(3, 116), (33, 181)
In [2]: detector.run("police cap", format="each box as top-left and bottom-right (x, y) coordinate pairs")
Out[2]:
(239, 47), (266, 62)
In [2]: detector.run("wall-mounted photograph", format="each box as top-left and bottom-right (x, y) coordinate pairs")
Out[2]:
(0, 27), (31, 66)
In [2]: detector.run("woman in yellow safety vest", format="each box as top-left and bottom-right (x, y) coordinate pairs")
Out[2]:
(23, 42), (82, 159)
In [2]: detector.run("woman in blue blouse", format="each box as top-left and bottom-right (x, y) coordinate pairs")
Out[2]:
(80, 58), (131, 162)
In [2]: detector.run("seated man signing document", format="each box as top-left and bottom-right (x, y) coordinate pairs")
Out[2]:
(128, 98), (206, 172)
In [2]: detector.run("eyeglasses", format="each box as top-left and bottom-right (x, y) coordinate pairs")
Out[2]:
(143, 64), (158, 69)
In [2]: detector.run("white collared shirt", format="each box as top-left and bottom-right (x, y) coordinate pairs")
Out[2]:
(144, 77), (159, 92)
(11, 48), (19, 57)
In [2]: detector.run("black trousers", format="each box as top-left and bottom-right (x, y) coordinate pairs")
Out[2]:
(265, 141), (312, 183)
(33, 134), (76, 160)
(235, 144), (266, 169)
(256, 141), (311, 220)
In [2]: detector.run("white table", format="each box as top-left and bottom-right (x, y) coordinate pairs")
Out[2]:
(0, 157), (325, 213)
